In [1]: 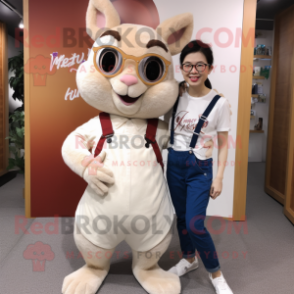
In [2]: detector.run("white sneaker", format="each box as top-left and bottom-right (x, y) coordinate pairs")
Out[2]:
(208, 272), (234, 294)
(168, 257), (199, 276)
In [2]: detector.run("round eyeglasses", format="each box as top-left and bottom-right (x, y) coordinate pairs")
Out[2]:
(181, 62), (209, 73)
(92, 45), (171, 86)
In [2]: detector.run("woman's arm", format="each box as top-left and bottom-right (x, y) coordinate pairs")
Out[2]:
(210, 131), (229, 199)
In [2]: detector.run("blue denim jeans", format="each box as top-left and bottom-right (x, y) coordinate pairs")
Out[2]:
(166, 148), (220, 273)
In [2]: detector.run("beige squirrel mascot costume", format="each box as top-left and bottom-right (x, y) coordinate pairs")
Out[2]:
(61, 0), (193, 293)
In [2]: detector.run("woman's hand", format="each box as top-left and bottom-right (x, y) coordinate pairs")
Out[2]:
(210, 177), (222, 199)
(210, 131), (228, 199)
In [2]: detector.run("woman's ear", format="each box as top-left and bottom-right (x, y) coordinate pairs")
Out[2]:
(156, 13), (193, 56)
(86, 0), (121, 41)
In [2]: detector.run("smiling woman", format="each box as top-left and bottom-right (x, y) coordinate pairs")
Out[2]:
(165, 39), (233, 293)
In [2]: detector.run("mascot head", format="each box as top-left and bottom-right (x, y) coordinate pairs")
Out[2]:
(77, 0), (193, 118)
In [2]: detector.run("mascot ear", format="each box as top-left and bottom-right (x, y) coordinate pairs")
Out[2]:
(86, 0), (121, 41)
(156, 13), (193, 56)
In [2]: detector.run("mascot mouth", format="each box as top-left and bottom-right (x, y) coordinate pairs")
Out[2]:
(116, 93), (142, 106)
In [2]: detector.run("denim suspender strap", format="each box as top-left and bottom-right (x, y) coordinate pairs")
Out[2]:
(189, 95), (221, 149)
(170, 95), (180, 145)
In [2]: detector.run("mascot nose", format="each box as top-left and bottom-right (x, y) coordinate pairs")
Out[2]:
(120, 75), (138, 86)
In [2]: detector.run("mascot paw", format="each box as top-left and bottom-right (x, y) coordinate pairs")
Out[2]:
(133, 265), (181, 294)
(62, 265), (108, 294)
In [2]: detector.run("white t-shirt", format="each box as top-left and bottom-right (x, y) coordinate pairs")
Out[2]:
(166, 89), (231, 160)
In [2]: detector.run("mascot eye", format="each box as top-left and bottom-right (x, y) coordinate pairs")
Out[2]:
(139, 57), (164, 83)
(96, 48), (122, 75)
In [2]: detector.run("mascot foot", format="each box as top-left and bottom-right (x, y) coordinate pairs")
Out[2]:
(62, 264), (108, 294)
(133, 265), (181, 294)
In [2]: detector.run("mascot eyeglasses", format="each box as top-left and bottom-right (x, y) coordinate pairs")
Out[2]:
(92, 45), (171, 86)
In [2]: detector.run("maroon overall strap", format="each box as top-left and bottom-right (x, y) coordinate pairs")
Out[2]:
(94, 112), (114, 157)
(145, 119), (164, 172)
(92, 113), (163, 171)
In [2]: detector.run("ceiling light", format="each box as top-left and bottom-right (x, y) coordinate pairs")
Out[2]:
(19, 19), (24, 29)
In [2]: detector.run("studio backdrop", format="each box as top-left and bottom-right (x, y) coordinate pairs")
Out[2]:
(23, 0), (255, 218)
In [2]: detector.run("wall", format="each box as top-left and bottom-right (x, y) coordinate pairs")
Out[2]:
(158, 0), (245, 217)
(0, 22), (8, 176)
(25, 0), (246, 218)
(248, 29), (273, 162)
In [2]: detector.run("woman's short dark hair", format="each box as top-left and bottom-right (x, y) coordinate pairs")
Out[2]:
(180, 40), (213, 89)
